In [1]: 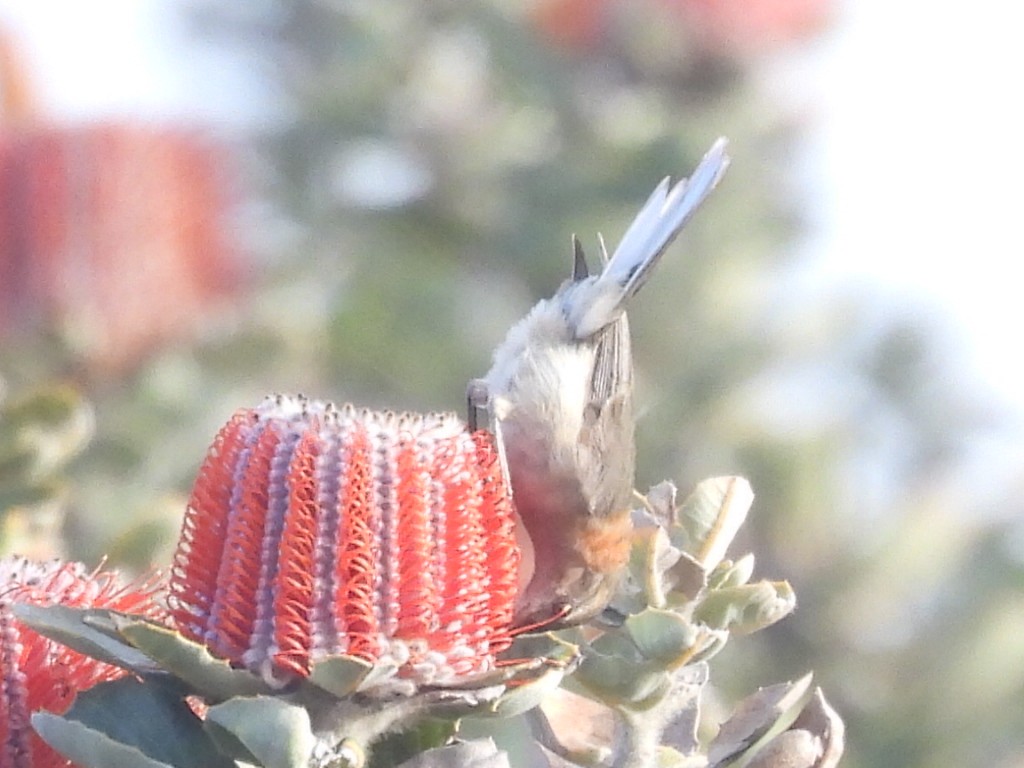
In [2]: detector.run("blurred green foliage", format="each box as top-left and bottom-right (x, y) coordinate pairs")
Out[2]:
(0, 377), (93, 556)
(1, 1), (1021, 766)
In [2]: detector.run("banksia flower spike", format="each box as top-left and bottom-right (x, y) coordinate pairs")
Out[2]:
(169, 394), (522, 693)
(0, 557), (163, 768)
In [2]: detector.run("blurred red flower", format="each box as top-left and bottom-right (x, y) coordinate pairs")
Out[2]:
(530, 0), (609, 51)
(669, 0), (831, 55)
(0, 123), (244, 376)
(529, 0), (831, 55)
(0, 557), (164, 768)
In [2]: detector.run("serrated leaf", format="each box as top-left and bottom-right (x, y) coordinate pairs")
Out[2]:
(675, 477), (753, 571)
(625, 609), (703, 667)
(12, 604), (159, 673)
(33, 676), (231, 768)
(694, 581), (796, 635)
(115, 617), (273, 700)
(205, 696), (315, 768)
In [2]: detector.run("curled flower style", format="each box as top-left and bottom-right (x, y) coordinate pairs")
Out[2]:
(169, 395), (521, 693)
(0, 557), (164, 768)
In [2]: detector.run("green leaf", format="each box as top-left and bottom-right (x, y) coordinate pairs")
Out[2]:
(486, 661), (566, 718)
(308, 654), (374, 697)
(675, 477), (753, 571)
(634, 526), (706, 609)
(625, 608), (703, 667)
(707, 554), (755, 590)
(12, 604), (159, 674)
(694, 581), (796, 635)
(685, 630), (730, 666)
(32, 715), (177, 768)
(205, 696), (315, 768)
(115, 617), (273, 700)
(573, 648), (669, 707)
(33, 677), (231, 768)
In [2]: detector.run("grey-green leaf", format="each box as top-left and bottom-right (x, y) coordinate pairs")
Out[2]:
(32, 714), (177, 768)
(205, 696), (316, 768)
(675, 477), (753, 571)
(625, 608), (703, 666)
(708, 674), (814, 766)
(694, 581), (796, 635)
(574, 650), (669, 707)
(707, 554), (755, 590)
(33, 677), (231, 768)
(307, 654), (374, 697)
(115, 617), (273, 700)
(12, 604), (159, 674)
(486, 663), (566, 718)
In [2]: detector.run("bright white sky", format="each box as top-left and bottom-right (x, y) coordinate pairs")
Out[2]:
(2, 0), (1023, 420)
(797, 0), (1024, 417)
(0, 0), (262, 125)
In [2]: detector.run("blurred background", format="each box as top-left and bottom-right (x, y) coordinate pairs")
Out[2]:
(1, 1), (1022, 766)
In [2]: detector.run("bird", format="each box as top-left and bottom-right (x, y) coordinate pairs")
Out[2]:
(170, 139), (731, 690)
(470, 138), (731, 628)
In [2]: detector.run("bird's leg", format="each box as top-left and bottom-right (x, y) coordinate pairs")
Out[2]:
(466, 378), (490, 432)
(466, 378), (513, 493)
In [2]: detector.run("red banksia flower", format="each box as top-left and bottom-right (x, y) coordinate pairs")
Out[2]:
(0, 123), (242, 375)
(0, 557), (164, 768)
(169, 395), (521, 692)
